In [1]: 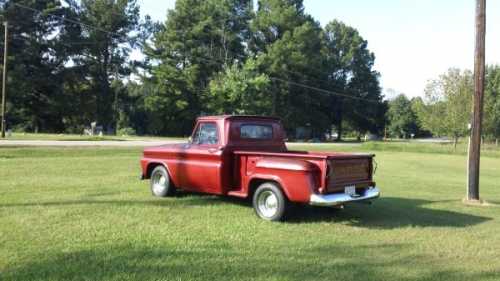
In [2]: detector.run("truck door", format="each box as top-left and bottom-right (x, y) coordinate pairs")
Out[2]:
(182, 122), (223, 193)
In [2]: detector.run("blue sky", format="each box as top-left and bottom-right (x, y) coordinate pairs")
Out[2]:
(137, 0), (500, 98)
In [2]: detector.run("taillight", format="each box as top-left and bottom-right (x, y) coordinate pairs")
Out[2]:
(319, 164), (330, 194)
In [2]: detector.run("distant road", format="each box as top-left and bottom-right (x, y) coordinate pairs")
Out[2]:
(0, 140), (183, 147)
(0, 140), (361, 147)
(412, 138), (452, 143)
(287, 142), (361, 146)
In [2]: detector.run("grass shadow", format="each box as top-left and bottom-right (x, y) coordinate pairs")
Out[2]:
(1, 194), (491, 229)
(0, 155), (15, 159)
(0, 189), (252, 209)
(0, 196), (218, 209)
(175, 190), (251, 207)
(4, 243), (500, 281)
(289, 197), (491, 228)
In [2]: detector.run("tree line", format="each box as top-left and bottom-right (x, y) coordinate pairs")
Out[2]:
(0, 0), (385, 138)
(387, 66), (500, 146)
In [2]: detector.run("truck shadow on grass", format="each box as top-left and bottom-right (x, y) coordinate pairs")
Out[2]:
(4, 243), (500, 281)
(1, 194), (491, 229)
(166, 194), (491, 228)
(169, 193), (492, 229)
(288, 197), (492, 228)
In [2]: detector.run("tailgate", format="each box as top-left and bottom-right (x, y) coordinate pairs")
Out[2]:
(326, 156), (374, 192)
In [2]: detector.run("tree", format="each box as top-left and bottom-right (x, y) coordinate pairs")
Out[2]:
(208, 59), (271, 115)
(1, 0), (387, 137)
(409, 96), (431, 137)
(143, 0), (252, 135)
(322, 20), (385, 140)
(415, 68), (473, 148)
(483, 65), (500, 145)
(0, 0), (76, 132)
(250, 0), (331, 136)
(72, 0), (141, 132)
(249, 0), (305, 53)
(0, 0), (148, 134)
(387, 94), (419, 138)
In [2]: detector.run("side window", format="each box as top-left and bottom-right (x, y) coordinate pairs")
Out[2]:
(192, 122), (218, 145)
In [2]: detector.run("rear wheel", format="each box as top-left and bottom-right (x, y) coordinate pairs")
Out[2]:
(252, 182), (288, 221)
(150, 166), (175, 197)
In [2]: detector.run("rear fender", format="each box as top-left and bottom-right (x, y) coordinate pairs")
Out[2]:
(247, 174), (289, 198)
(247, 158), (320, 203)
(255, 157), (318, 172)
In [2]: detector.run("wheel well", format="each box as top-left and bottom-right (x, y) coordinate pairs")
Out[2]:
(145, 162), (164, 179)
(248, 178), (286, 199)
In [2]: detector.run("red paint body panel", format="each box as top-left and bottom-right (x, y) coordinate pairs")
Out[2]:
(140, 115), (375, 204)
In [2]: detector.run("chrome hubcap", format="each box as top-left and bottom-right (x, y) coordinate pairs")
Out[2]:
(257, 190), (278, 218)
(152, 172), (167, 195)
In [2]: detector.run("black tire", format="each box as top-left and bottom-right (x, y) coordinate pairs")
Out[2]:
(150, 165), (175, 197)
(252, 182), (289, 221)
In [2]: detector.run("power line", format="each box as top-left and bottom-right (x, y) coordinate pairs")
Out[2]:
(15, 34), (380, 104)
(12, 1), (381, 92)
(12, 2), (124, 37)
(10, 2), (382, 104)
(178, 51), (381, 103)
(269, 77), (378, 103)
(12, 2), (227, 39)
(59, 41), (104, 45)
(230, 52), (377, 101)
(4, 31), (101, 62)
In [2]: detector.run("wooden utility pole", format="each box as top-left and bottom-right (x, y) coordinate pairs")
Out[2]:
(1, 21), (8, 138)
(467, 0), (486, 201)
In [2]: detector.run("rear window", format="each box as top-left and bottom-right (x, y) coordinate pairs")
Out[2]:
(240, 124), (273, 140)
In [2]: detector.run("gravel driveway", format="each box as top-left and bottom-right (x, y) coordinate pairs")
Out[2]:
(0, 140), (362, 147)
(0, 140), (183, 147)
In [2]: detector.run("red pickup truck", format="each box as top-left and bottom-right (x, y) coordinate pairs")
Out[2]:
(140, 115), (379, 221)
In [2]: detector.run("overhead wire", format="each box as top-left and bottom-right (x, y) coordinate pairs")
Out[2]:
(10, 1), (382, 104)
(12, 2), (124, 37)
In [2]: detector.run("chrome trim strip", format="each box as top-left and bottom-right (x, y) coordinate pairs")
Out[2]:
(309, 187), (380, 206)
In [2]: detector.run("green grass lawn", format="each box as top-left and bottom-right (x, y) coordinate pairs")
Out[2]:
(1, 145), (500, 281)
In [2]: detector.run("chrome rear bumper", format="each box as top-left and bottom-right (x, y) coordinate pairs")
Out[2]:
(309, 186), (380, 206)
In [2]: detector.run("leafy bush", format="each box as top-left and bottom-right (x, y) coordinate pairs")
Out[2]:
(117, 127), (136, 136)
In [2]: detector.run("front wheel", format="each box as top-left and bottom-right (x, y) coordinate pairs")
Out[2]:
(150, 165), (175, 197)
(252, 182), (289, 221)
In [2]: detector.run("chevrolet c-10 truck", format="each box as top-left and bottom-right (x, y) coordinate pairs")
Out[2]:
(140, 115), (379, 221)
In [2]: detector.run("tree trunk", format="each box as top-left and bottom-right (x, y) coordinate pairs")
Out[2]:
(335, 103), (343, 142)
(336, 119), (343, 142)
(99, 44), (112, 131)
(496, 138), (498, 146)
(454, 136), (458, 150)
(271, 91), (276, 115)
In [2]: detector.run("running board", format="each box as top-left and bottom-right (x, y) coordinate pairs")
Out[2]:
(227, 190), (248, 198)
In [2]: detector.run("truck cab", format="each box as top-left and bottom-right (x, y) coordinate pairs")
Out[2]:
(140, 115), (380, 221)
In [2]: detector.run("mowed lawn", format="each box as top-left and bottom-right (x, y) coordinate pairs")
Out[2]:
(1, 144), (500, 281)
